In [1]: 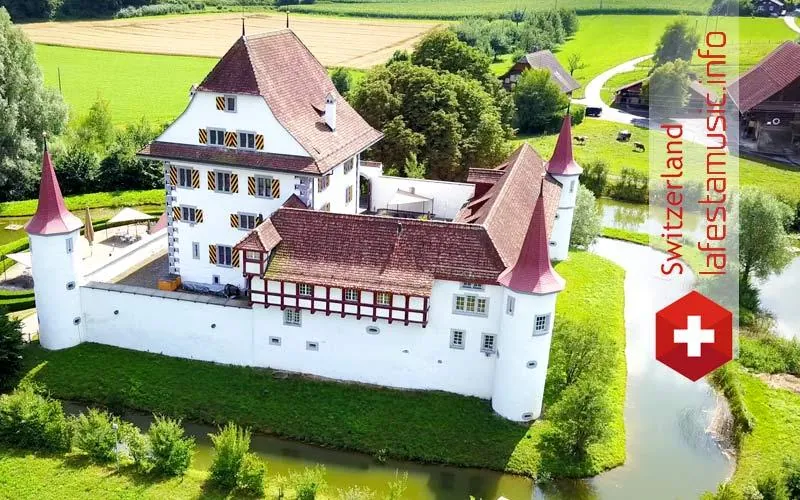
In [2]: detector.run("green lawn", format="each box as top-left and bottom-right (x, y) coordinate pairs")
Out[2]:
(0, 190), (164, 217)
(19, 251), (626, 479)
(288, 0), (711, 19)
(517, 119), (800, 205)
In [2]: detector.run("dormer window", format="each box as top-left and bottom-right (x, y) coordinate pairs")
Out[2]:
(224, 95), (236, 112)
(238, 131), (256, 150)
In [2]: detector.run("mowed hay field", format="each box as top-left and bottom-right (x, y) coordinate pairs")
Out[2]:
(289, 0), (712, 19)
(22, 13), (440, 69)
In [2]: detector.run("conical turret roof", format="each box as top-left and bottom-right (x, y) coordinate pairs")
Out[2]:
(25, 146), (83, 236)
(547, 114), (582, 176)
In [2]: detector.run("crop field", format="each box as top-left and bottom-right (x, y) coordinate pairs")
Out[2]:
(288, 0), (712, 19)
(21, 13), (439, 69)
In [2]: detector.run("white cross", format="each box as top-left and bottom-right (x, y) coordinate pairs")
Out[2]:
(673, 316), (715, 357)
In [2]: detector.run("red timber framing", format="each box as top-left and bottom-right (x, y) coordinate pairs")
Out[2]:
(254, 280), (430, 327)
(241, 250), (266, 277)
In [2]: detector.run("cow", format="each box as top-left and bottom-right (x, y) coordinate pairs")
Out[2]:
(633, 142), (645, 152)
(574, 135), (588, 145)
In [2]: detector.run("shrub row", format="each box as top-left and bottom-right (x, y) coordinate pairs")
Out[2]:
(739, 331), (800, 377)
(115, 3), (204, 18)
(709, 364), (754, 446)
(578, 162), (649, 204)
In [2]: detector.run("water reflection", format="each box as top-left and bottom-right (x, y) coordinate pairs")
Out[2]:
(598, 199), (705, 240)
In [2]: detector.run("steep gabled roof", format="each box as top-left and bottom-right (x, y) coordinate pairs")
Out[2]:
(196, 30), (383, 173)
(728, 41), (800, 112)
(25, 147), (83, 236)
(507, 50), (581, 93)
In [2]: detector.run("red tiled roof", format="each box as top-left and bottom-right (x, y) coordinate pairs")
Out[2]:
(197, 30), (383, 173)
(25, 148), (83, 236)
(497, 188), (565, 295)
(728, 41), (800, 112)
(139, 142), (320, 175)
(261, 209), (506, 297)
(455, 143), (562, 267)
(234, 218), (281, 253)
(547, 115), (582, 176)
(282, 194), (308, 209)
(467, 168), (505, 186)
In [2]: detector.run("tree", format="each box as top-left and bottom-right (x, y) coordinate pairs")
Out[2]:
(349, 62), (510, 180)
(644, 59), (691, 117)
(570, 186), (602, 249)
(0, 8), (68, 202)
(580, 160), (608, 198)
(53, 146), (98, 195)
(567, 52), (586, 75)
(0, 313), (24, 391)
(653, 17), (700, 67)
(546, 320), (614, 402)
(330, 67), (351, 97)
(411, 29), (494, 85)
(512, 68), (569, 133)
(739, 188), (794, 285)
(543, 378), (611, 459)
(0, 0), (60, 20)
(75, 96), (114, 152)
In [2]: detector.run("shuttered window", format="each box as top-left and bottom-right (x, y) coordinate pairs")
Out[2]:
(208, 129), (225, 146)
(214, 171), (231, 193)
(238, 131), (256, 150)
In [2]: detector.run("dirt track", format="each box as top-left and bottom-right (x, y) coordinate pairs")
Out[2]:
(21, 13), (439, 68)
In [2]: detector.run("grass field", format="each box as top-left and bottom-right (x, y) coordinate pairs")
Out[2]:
(288, 0), (711, 19)
(19, 251), (626, 479)
(0, 189), (164, 217)
(22, 13), (438, 69)
(517, 119), (800, 205)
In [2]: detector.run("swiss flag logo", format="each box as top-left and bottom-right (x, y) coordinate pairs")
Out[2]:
(655, 291), (733, 381)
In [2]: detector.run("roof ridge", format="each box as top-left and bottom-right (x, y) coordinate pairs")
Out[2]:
(277, 207), (491, 231)
(243, 28), (293, 41)
(481, 143), (530, 226)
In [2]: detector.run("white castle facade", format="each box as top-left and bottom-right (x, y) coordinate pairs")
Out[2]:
(27, 29), (581, 422)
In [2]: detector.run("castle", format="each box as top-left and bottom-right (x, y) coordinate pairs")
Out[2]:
(26, 30), (582, 422)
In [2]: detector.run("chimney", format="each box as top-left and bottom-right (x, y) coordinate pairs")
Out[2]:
(324, 92), (337, 131)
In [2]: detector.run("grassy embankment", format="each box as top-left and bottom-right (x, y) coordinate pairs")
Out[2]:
(288, 0), (711, 19)
(17, 251), (626, 480)
(516, 119), (800, 206)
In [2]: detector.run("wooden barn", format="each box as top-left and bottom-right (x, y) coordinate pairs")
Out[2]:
(499, 50), (580, 95)
(613, 80), (647, 110)
(753, 0), (785, 16)
(729, 41), (800, 154)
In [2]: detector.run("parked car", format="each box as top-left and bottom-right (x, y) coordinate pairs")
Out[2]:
(586, 106), (602, 117)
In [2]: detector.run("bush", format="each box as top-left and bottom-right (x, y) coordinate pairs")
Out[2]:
(580, 160), (608, 198)
(71, 408), (124, 463)
(570, 103), (586, 127)
(148, 415), (195, 476)
(330, 67), (352, 97)
(609, 168), (649, 203)
(546, 320), (615, 402)
(53, 146), (98, 196)
(290, 465), (327, 500)
(0, 313), (24, 391)
(784, 457), (800, 500)
(0, 383), (72, 452)
(209, 422), (251, 490)
(513, 68), (569, 133)
(756, 473), (785, 500)
(386, 471), (409, 500)
(542, 377), (611, 459)
(115, 3), (202, 18)
(121, 423), (152, 473)
(336, 485), (375, 499)
(236, 453), (267, 497)
(570, 186), (602, 250)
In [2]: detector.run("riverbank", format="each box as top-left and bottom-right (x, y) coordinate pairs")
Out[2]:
(17, 251), (626, 480)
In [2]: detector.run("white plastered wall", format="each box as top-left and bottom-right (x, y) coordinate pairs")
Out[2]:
(550, 173), (580, 261)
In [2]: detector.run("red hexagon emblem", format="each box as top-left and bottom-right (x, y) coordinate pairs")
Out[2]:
(655, 290), (733, 381)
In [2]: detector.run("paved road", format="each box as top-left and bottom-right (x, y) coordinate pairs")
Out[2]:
(784, 15), (800, 34)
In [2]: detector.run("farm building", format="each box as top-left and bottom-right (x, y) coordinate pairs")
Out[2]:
(499, 50), (580, 94)
(753, 0), (785, 16)
(613, 79), (647, 110)
(28, 29), (583, 423)
(729, 41), (800, 154)
(613, 78), (718, 115)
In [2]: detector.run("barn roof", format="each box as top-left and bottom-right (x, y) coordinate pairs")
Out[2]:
(728, 41), (800, 112)
(195, 29), (382, 173)
(507, 50), (581, 93)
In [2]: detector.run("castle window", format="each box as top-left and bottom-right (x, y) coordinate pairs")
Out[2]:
(215, 171), (232, 193)
(570, 180), (576, 193)
(269, 336), (281, 346)
(224, 95), (237, 112)
(450, 329), (465, 349)
(238, 131), (256, 150)
(217, 245), (233, 267)
(212, 275), (220, 285)
(480, 333), (496, 354)
(245, 251), (260, 260)
(461, 283), (484, 291)
(256, 177), (274, 198)
(320, 203), (331, 212)
(298, 283), (313, 297)
(178, 167), (193, 188)
(181, 206), (197, 223)
(506, 296), (515, 316)
(238, 213), (256, 230)
(534, 314), (550, 336)
(209, 128), (225, 146)
(318, 175), (330, 192)
(343, 157), (355, 174)
(344, 289), (359, 302)
(376, 292), (391, 306)
(345, 185), (353, 204)
(284, 308), (301, 326)
(306, 341), (319, 351)
(192, 242), (200, 259)
(66, 237), (73, 254)
(453, 294), (488, 317)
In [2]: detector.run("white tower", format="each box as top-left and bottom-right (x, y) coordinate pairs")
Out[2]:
(491, 185), (565, 422)
(24, 145), (85, 350)
(547, 115), (582, 261)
